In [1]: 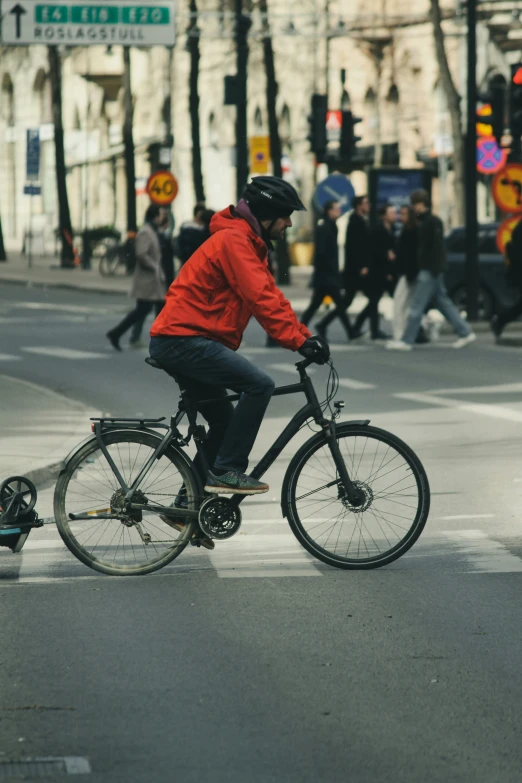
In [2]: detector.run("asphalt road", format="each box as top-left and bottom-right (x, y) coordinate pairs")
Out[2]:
(1, 283), (522, 782)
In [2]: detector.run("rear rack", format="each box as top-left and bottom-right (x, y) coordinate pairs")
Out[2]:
(90, 416), (168, 429)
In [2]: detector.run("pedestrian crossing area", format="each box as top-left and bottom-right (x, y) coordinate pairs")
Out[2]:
(2, 521), (522, 584)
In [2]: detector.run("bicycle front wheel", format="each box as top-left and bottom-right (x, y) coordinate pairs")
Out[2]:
(284, 424), (430, 570)
(54, 431), (200, 576)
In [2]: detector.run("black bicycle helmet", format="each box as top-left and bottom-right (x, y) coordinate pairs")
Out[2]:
(243, 176), (307, 221)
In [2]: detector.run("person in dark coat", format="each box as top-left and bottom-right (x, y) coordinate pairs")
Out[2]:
(315, 194), (371, 336)
(491, 217), (522, 339)
(300, 201), (353, 341)
(351, 203), (396, 340)
(176, 203), (208, 265)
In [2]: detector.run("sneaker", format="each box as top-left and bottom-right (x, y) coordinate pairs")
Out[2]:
(205, 470), (269, 495)
(106, 331), (122, 352)
(160, 491), (215, 551)
(453, 332), (476, 349)
(372, 330), (390, 341)
(490, 315), (503, 339)
(385, 340), (413, 351)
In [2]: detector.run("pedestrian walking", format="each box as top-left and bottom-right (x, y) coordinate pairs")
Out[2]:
(387, 189), (476, 351)
(176, 203), (209, 266)
(392, 206), (419, 341)
(315, 194), (371, 337)
(351, 203), (396, 340)
(107, 204), (166, 352)
(491, 216), (522, 339)
(129, 207), (175, 348)
(300, 200), (353, 341)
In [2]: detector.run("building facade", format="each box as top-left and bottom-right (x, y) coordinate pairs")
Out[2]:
(0, 0), (516, 253)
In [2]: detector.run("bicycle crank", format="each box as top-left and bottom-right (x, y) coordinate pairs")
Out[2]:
(198, 496), (242, 540)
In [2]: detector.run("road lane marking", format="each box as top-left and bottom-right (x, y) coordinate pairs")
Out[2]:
(338, 378), (377, 391)
(268, 363), (316, 375)
(266, 364), (376, 390)
(441, 529), (522, 573)
(395, 391), (522, 423)
(0, 353), (21, 361)
(205, 533), (322, 578)
(22, 347), (110, 360)
(438, 514), (496, 521)
(428, 382), (522, 396)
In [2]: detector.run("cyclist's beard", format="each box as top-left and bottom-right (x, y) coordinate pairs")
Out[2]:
(269, 225), (287, 240)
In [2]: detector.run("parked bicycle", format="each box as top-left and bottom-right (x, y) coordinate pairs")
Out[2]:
(52, 357), (431, 576)
(98, 236), (136, 277)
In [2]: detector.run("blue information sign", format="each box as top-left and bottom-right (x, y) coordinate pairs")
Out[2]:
(24, 184), (41, 196)
(26, 129), (40, 181)
(313, 174), (355, 216)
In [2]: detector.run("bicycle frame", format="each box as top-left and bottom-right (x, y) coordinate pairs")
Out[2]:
(77, 360), (365, 523)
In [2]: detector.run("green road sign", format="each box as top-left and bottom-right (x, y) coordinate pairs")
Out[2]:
(1, 1), (176, 45)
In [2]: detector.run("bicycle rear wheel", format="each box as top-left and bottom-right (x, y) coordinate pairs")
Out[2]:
(54, 431), (200, 576)
(98, 245), (121, 277)
(284, 424), (430, 570)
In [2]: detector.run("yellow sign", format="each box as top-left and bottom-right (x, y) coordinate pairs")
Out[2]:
(497, 215), (521, 254)
(492, 164), (522, 214)
(250, 136), (270, 175)
(146, 170), (178, 205)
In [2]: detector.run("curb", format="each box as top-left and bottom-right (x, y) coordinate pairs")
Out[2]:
(0, 274), (130, 297)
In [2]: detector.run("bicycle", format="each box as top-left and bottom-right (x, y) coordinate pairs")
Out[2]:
(53, 357), (430, 576)
(98, 237), (135, 277)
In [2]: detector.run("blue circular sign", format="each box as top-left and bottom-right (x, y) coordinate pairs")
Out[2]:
(313, 174), (355, 216)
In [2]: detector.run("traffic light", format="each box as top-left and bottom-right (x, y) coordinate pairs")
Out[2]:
(488, 82), (504, 146)
(307, 93), (327, 161)
(509, 64), (522, 139)
(340, 110), (362, 162)
(477, 78), (505, 146)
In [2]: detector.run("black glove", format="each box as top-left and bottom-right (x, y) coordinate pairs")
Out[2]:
(298, 335), (330, 365)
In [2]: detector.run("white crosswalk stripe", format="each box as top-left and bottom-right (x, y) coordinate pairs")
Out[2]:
(2, 524), (522, 583)
(22, 346), (110, 360)
(0, 353), (21, 361)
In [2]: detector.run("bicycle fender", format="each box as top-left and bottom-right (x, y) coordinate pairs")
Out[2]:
(280, 420), (370, 518)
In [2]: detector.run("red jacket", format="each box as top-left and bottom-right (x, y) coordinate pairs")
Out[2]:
(151, 206), (311, 351)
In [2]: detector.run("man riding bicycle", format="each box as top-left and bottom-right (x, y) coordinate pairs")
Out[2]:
(149, 176), (329, 499)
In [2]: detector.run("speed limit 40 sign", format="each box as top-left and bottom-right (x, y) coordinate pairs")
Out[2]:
(146, 171), (178, 205)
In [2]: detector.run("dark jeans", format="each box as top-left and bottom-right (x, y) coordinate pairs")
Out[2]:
(110, 300), (164, 342)
(301, 287), (353, 338)
(149, 335), (275, 477)
(353, 289), (383, 338)
(316, 281), (358, 332)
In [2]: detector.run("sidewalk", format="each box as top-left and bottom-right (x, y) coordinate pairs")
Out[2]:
(0, 374), (102, 488)
(0, 251), (313, 299)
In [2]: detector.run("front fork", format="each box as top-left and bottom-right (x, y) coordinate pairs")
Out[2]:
(324, 422), (365, 507)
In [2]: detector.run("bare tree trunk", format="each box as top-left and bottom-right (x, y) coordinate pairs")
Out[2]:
(123, 47), (137, 236)
(0, 216), (6, 261)
(188, 0), (205, 203)
(259, 0), (291, 285)
(430, 0), (465, 225)
(48, 46), (75, 268)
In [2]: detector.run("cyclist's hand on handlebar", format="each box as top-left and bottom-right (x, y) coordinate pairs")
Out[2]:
(298, 335), (330, 365)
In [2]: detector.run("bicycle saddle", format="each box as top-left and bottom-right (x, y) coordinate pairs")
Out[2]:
(145, 357), (186, 390)
(145, 357), (163, 370)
